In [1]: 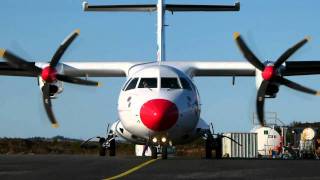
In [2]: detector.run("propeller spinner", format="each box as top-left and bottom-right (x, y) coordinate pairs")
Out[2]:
(234, 32), (319, 126)
(0, 30), (101, 128)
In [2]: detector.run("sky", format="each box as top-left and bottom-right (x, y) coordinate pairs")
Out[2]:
(1, 0), (320, 139)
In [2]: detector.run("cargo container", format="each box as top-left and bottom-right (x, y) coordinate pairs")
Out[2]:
(222, 133), (258, 158)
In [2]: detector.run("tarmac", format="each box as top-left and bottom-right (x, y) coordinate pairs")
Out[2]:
(1, 155), (320, 180)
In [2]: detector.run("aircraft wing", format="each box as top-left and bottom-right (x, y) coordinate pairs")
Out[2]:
(0, 62), (36, 77)
(180, 61), (256, 77)
(2, 61), (320, 78)
(59, 62), (138, 77)
(168, 61), (320, 77)
(0, 62), (139, 77)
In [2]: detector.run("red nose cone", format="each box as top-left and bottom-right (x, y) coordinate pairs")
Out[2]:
(140, 99), (179, 132)
(41, 66), (57, 83)
(262, 66), (275, 81)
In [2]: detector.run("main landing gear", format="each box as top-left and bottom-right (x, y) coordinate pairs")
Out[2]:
(99, 133), (116, 157)
(81, 123), (117, 157)
(203, 123), (241, 159)
(205, 133), (214, 159)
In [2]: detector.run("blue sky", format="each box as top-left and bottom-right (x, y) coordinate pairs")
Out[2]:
(1, 0), (320, 139)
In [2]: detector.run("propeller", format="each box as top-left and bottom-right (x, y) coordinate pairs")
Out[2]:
(0, 29), (101, 128)
(234, 32), (320, 126)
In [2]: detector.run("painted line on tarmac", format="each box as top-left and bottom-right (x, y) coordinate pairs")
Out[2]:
(103, 158), (159, 180)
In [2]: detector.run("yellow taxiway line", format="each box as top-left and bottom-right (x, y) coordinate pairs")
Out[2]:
(103, 158), (159, 180)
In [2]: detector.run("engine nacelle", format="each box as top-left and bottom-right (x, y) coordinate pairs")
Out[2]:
(265, 84), (279, 98)
(111, 121), (146, 145)
(38, 76), (64, 98)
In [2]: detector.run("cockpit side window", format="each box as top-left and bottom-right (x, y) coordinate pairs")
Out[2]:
(161, 78), (181, 89)
(122, 78), (132, 90)
(138, 78), (157, 88)
(125, 78), (138, 91)
(180, 77), (192, 90)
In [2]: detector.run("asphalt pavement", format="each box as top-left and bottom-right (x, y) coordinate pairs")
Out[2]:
(0, 155), (320, 180)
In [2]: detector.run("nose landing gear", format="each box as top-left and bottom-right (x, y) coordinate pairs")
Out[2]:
(148, 136), (169, 160)
(150, 145), (168, 159)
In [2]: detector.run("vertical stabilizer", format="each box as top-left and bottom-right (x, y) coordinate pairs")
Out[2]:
(157, 0), (166, 62)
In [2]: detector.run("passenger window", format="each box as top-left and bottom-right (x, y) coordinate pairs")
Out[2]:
(125, 78), (138, 91)
(138, 78), (157, 88)
(180, 78), (192, 90)
(161, 78), (181, 89)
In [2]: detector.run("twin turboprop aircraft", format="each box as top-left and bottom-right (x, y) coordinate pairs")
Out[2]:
(1, 0), (320, 159)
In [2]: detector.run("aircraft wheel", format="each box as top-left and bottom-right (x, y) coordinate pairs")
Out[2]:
(151, 146), (157, 159)
(205, 137), (213, 159)
(109, 139), (116, 156)
(161, 146), (168, 159)
(99, 138), (106, 156)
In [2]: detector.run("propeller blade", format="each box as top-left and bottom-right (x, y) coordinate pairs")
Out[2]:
(275, 76), (320, 96)
(42, 83), (59, 128)
(233, 32), (265, 70)
(274, 37), (310, 68)
(0, 49), (41, 74)
(256, 80), (269, 126)
(56, 74), (101, 86)
(50, 29), (80, 68)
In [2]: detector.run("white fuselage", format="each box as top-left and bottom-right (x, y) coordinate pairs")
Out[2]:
(116, 64), (202, 145)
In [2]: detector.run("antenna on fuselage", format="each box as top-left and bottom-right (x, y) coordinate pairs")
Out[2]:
(82, 1), (240, 62)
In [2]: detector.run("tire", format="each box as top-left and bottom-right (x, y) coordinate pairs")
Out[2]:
(151, 146), (157, 159)
(109, 139), (116, 157)
(205, 138), (212, 159)
(161, 146), (168, 160)
(99, 138), (106, 156)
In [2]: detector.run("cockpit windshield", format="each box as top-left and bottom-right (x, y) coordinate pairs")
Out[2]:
(180, 77), (192, 90)
(124, 76), (192, 91)
(138, 78), (158, 88)
(161, 78), (181, 89)
(125, 78), (138, 91)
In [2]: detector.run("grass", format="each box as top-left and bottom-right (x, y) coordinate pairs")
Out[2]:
(0, 137), (208, 157)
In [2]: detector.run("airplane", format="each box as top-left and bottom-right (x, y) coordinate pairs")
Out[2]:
(1, 0), (320, 159)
